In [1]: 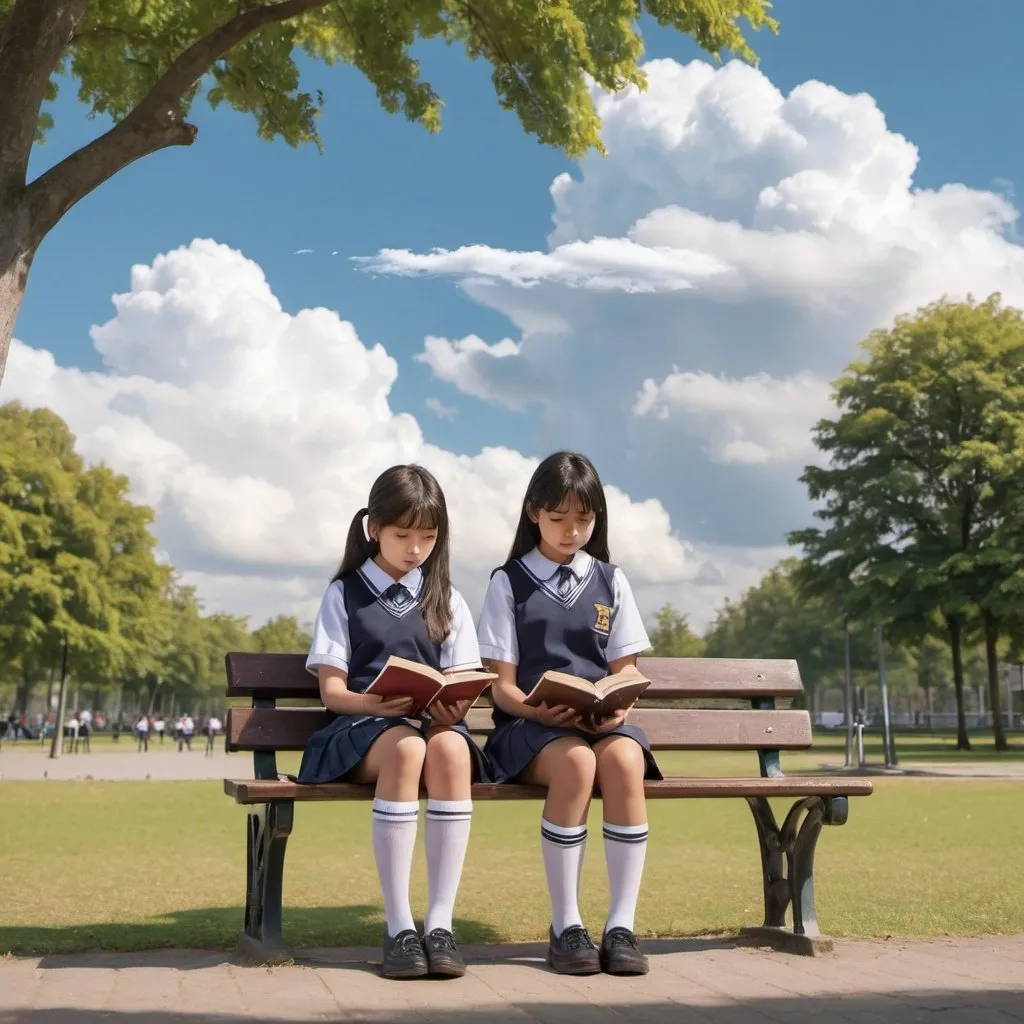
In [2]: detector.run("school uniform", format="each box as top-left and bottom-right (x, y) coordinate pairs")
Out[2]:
(297, 559), (490, 784)
(478, 547), (662, 783)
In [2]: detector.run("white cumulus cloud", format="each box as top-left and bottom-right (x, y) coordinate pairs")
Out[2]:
(5, 240), (728, 627)
(633, 369), (834, 465)
(359, 56), (1024, 556)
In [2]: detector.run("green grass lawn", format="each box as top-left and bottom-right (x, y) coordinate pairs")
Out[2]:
(1, 776), (1021, 956)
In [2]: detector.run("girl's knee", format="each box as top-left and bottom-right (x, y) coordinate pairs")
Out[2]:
(596, 737), (646, 783)
(424, 727), (471, 768)
(549, 739), (597, 792)
(387, 729), (427, 771)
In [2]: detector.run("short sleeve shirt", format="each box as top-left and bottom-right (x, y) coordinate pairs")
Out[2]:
(306, 559), (482, 675)
(477, 548), (650, 665)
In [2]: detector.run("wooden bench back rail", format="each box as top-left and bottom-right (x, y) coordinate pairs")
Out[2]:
(226, 705), (812, 753)
(224, 652), (803, 701)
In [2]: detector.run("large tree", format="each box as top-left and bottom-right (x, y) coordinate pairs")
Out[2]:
(0, 0), (776, 383)
(791, 295), (1024, 750)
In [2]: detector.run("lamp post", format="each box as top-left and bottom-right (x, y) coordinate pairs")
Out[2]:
(876, 625), (897, 767)
(843, 618), (854, 767)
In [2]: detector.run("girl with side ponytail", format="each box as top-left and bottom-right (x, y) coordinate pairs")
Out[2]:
(299, 465), (486, 980)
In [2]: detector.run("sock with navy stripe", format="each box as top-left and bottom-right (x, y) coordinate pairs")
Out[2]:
(540, 818), (587, 935)
(371, 798), (419, 937)
(603, 821), (649, 934)
(423, 798), (473, 934)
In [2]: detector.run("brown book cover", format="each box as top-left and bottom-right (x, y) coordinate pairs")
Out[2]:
(365, 655), (496, 717)
(522, 664), (650, 717)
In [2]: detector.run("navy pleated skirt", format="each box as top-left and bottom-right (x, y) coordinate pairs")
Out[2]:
(485, 717), (662, 784)
(297, 713), (491, 784)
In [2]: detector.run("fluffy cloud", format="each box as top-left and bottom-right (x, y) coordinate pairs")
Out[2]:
(359, 57), (1024, 554)
(633, 369), (834, 465)
(6, 239), (737, 628)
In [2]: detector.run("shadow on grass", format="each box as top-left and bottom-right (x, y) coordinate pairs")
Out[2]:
(0, 905), (505, 960)
(2, 990), (1023, 1023)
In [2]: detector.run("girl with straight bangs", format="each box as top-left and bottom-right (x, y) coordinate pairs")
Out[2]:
(478, 451), (661, 978)
(298, 464), (488, 981)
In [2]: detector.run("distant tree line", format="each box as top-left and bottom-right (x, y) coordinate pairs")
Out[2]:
(0, 403), (310, 719)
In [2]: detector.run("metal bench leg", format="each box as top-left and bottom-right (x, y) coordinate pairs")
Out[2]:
(238, 799), (294, 965)
(741, 795), (848, 956)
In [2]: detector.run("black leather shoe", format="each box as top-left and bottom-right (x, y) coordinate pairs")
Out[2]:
(381, 928), (428, 979)
(547, 924), (601, 975)
(423, 928), (466, 978)
(599, 927), (649, 975)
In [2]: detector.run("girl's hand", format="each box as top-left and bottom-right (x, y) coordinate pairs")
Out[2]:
(364, 694), (416, 718)
(530, 702), (580, 728)
(428, 698), (472, 726)
(578, 709), (628, 734)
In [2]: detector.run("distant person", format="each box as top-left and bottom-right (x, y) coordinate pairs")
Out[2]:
(153, 716), (166, 745)
(78, 709), (92, 752)
(136, 714), (150, 752)
(178, 713), (194, 752)
(112, 717), (121, 743)
(205, 715), (222, 757)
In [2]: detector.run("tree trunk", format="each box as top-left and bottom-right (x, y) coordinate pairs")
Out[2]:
(925, 683), (933, 731)
(983, 612), (1009, 751)
(0, 202), (36, 382)
(947, 614), (971, 750)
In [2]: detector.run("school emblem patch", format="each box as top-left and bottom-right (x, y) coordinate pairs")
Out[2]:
(593, 603), (611, 634)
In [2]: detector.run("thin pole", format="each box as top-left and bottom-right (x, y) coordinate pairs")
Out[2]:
(843, 618), (854, 767)
(48, 636), (69, 761)
(877, 625), (897, 767)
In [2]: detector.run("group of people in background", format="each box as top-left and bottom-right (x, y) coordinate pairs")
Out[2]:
(0, 709), (224, 755)
(132, 713), (223, 754)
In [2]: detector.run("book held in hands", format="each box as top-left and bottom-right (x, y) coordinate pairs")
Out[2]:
(522, 664), (651, 718)
(365, 656), (496, 717)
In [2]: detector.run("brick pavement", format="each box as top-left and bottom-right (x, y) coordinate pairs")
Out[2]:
(0, 936), (1021, 1023)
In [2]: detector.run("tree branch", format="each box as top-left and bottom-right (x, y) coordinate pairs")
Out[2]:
(0, 0), (89, 197)
(23, 0), (334, 244)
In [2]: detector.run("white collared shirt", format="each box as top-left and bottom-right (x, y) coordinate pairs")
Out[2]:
(477, 547), (650, 666)
(306, 558), (481, 675)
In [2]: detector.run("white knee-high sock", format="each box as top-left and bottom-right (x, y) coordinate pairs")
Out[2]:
(371, 798), (418, 937)
(423, 799), (473, 934)
(540, 819), (587, 935)
(603, 821), (649, 934)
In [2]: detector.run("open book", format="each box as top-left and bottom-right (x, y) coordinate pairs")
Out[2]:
(365, 655), (496, 717)
(522, 664), (650, 718)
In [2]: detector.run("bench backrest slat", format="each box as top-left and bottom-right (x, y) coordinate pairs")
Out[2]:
(226, 706), (812, 753)
(224, 653), (803, 700)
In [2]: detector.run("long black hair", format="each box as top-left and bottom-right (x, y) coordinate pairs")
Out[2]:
(507, 451), (610, 563)
(334, 464), (452, 643)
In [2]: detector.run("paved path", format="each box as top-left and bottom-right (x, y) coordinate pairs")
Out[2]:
(5, 745), (1024, 782)
(1, 936), (1021, 1022)
(0, 747), (252, 781)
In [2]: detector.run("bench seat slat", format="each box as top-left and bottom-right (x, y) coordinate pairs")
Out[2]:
(224, 777), (874, 803)
(224, 653), (803, 700)
(227, 706), (813, 752)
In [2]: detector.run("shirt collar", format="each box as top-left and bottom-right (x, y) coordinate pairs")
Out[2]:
(359, 558), (423, 597)
(520, 546), (592, 582)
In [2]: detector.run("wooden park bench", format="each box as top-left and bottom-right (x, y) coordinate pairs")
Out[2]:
(223, 653), (873, 963)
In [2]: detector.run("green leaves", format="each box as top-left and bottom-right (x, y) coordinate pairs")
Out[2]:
(647, 604), (704, 657)
(36, 0), (775, 157)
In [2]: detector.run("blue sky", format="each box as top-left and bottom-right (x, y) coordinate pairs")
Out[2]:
(9, 0), (1024, 626)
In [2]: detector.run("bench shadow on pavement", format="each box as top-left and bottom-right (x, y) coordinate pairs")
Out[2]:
(3, 990), (1023, 1024)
